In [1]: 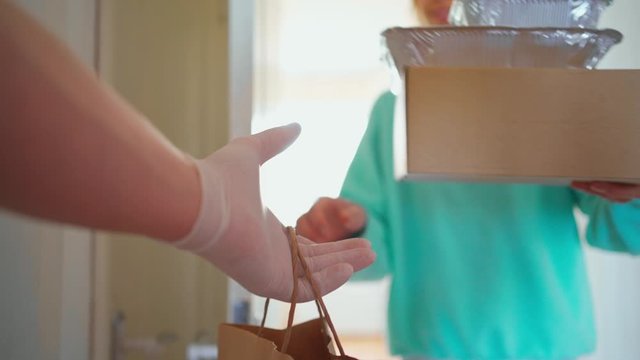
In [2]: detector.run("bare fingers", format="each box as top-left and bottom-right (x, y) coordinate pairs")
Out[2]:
(572, 181), (640, 203)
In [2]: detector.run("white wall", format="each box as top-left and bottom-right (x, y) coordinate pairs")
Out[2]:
(0, 1), (95, 359)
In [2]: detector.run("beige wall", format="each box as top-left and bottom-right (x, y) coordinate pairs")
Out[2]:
(94, 1), (231, 359)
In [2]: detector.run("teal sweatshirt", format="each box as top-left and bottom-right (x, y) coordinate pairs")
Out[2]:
(341, 92), (640, 359)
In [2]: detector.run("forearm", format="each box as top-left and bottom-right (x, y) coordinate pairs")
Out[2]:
(0, 1), (199, 240)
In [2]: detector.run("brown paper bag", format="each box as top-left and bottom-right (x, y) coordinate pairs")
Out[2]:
(218, 227), (358, 360)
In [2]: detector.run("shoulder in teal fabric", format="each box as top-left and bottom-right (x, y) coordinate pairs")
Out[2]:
(340, 91), (640, 359)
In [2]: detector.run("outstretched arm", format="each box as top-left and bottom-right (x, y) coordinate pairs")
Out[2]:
(0, 0), (200, 240)
(0, 1), (375, 301)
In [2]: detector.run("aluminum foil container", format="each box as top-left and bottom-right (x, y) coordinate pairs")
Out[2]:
(382, 27), (621, 93)
(448, 0), (612, 28)
(382, 26), (621, 77)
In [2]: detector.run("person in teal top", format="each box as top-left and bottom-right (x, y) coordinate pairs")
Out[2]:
(298, 89), (640, 359)
(296, 2), (640, 356)
(297, 0), (640, 356)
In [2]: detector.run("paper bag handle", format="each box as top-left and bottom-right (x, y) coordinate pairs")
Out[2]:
(258, 226), (347, 357)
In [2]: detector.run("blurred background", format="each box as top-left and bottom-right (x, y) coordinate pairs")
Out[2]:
(0, 0), (639, 359)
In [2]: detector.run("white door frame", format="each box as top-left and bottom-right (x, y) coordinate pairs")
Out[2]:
(227, 0), (256, 322)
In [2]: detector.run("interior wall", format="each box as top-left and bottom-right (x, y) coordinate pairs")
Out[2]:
(94, 1), (231, 359)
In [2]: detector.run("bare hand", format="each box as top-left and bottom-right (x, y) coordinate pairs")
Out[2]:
(296, 197), (367, 243)
(571, 181), (640, 203)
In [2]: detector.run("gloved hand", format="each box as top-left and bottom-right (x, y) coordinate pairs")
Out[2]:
(173, 123), (375, 302)
(296, 197), (367, 243)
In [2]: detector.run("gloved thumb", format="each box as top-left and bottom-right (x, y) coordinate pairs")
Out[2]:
(251, 123), (302, 164)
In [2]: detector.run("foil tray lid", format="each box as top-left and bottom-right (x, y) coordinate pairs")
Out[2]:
(448, 0), (612, 28)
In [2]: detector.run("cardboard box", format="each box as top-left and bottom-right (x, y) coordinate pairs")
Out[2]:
(394, 67), (640, 184)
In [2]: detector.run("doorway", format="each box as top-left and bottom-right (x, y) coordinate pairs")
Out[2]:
(251, 1), (417, 358)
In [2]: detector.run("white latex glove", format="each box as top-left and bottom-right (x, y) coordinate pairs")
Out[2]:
(173, 123), (375, 302)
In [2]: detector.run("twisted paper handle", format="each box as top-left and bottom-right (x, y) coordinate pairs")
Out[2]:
(258, 226), (352, 358)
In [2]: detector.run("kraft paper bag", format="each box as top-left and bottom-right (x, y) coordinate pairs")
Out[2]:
(217, 227), (358, 360)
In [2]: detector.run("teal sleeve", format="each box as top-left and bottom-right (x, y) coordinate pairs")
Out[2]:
(573, 190), (640, 254)
(340, 93), (396, 280)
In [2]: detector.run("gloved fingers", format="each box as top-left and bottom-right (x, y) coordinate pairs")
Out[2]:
(298, 236), (371, 256)
(246, 123), (301, 165)
(294, 263), (354, 302)
(296, 236), (318, 246)
(301, 245), (375, 274)
(290, 239), (359, 276)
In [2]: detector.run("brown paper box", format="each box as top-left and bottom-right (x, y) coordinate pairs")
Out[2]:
(394, 67), (640, 183)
